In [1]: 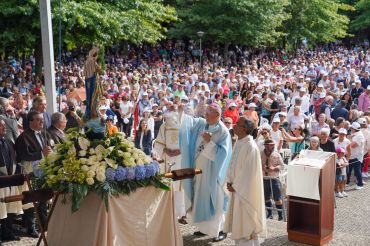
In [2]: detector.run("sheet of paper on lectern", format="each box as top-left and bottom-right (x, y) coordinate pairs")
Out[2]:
(287, 150), (334, 200)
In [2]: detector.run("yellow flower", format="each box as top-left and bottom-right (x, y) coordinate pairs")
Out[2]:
(79, 150), (87, 157)
(95, 145), (106, 157)
(68, 145), (76, 155)
(96, 166), (106, 175)
(78, 137), (90, 150)
(86, 177), (94, 185)
(81, 165), (89, 172)
(89, 148), (95, 155)
(104, 158), (118, 169)
(86, 170), (95, 178)
(96, 172), (106, 182)
(47, 152), (60, 162)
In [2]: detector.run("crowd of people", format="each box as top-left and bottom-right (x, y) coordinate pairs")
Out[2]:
(0, 41), (369, 244)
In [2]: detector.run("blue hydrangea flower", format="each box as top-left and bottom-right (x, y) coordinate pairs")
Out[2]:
(105, 168), (116, 181)
(135, 166), (146, 180)
(145, 164), (156, 178)
(150, 161), (160, 174)
(32, 161), (43, 178)
(114, 167), (127, 182)
(126, 168), (136, 180)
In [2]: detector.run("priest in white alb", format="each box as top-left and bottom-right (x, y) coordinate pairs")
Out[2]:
(179, 103), (232, 242)
(153, 107), (186, 221)
(225, 116), (266, 246)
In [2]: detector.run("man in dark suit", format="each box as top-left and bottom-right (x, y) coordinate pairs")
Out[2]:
(0, 97), (20, 144)
(0, 119), (22, 243)
(15, 111), (52, 237)
(48, 112), (67, 145)
(23, 96), (52, 130)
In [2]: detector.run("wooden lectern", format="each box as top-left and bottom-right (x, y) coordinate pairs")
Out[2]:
(287, 152), (336, 246)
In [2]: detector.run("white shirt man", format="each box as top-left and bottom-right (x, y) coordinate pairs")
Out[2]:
(291, 89), (310, 114)
(348, 123), (365, 189)
(225, 117), (266, 246)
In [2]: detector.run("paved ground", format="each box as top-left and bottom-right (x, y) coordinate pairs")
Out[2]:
(4, 179), (370, 246)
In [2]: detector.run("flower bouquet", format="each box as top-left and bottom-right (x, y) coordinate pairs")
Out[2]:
(33, 129), (169, 212)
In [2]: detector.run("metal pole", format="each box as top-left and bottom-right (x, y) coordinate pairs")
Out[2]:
(58, 0), (62, 112)
(39, 0), (57, 114)
(199, 37), (202, 69)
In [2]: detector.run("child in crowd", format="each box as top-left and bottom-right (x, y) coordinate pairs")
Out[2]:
(336, 147), (349, 198)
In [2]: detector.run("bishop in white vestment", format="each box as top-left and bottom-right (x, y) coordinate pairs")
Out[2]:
(225, 116), (266, 246)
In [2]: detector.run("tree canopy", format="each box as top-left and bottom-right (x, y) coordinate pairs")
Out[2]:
(0, 0), (177, 54)
(60, 0), (176, 50)
(0, 0), (368, 60)
(282, 0), (351, 47)
(168, 0), (289, 48)
(350, 0), (370, 32)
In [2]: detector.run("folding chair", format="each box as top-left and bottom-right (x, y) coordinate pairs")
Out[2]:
(280, 148), (292, 164)
(0, 174), (53, 246)
(263, 176), (288, 222)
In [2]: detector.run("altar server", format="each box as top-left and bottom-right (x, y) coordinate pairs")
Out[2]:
(153, 108), (185, 220)
(0, 119), (22, 242)
(225, 116), (266, 246)
(179, 103), (232, 242)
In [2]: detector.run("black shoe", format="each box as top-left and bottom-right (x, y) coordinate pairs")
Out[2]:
(213, 231), (227, 242)
(278, 216), (284, 221)
(27, 229), (39, 238)
(266, 214), (273, 219)
(193, 231), (207, 237)
(2, 233), (21, 241)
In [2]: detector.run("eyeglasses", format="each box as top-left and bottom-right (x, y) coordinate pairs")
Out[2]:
(261, 132), (268, 135)
(224, 122), (232, 125)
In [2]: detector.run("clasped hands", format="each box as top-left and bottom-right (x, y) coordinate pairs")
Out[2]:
(226, 182), (236, 192)
(42, 146), (53, 156)
(201, 132), (212, 143)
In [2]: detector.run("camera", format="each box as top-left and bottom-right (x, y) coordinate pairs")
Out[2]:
(68, 105), (75, 111)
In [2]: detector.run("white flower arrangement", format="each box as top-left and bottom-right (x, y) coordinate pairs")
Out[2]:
(33, 129), (166, 213)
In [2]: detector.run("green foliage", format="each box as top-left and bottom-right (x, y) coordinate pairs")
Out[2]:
(0, 0), (177, 54)
(0, 0), (40, 54)
(169, 0), (289, 47)
(59, 0), (176, 49)
(350, 0), (370, 32)
(282, 0), (350, 47)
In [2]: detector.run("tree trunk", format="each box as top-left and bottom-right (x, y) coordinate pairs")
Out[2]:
(35, 40), (43, 78)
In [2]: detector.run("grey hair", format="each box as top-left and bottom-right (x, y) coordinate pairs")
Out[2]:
(320, 128), (330, 136)
(0, 97), (8, 107)
(310, 136), (320, 143)
(294, 98), (302, 104)
(67, 98), (78, 106)
(239, 116), (255, 135)
(51, 112), (66, 127)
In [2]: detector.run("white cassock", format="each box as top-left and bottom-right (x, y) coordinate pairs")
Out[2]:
(225, 135), (266, 246)
(0, 165), (23, 219)
(153, 117), (185, 218)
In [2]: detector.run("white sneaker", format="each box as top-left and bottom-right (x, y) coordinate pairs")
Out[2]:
(362, 172), (368, 178)
(355, 186), (363, 190)
(336, 192), (344, 198)
(341, 191), (348, 197)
